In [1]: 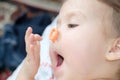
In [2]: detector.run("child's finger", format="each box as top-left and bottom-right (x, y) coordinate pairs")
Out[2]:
(31, 34), (41, 58)
(29, 34), (35, 44)
(34, 34), (42, 59)
(25, 27), (32, 42)
(26, 44), (35, 63)
(27, 37), (40, 64)
(26, 33), (35, 54)
(34, 34), (43, 41)
(33, 41), (40, 66)
(25, 27), (33, 52)
(34, 41), (40, 56)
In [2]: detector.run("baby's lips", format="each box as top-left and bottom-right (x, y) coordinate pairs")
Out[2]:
(49, 28), (59, 42)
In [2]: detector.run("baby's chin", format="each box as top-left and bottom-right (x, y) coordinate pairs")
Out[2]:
(56, 70), (94, 80)
(55, 75), (82, 80)
(54, 69), (80, 80)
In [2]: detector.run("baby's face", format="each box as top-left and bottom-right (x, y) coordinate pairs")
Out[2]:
(50, 0), (113, 80)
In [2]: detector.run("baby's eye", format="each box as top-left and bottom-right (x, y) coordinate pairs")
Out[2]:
(68, 24), (79, 28)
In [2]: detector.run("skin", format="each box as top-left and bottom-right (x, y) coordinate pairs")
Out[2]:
(16, 27), (42, 80)
(16, 0), (120, 80)
(49, 0), (119, 80)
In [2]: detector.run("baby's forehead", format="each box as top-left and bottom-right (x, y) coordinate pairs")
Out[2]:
(59, 0), (114, 33)
(61, 0), (112, 19)
(62, 0), (110, 10)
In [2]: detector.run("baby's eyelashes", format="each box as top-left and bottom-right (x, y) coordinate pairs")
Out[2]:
(68, 24), (79, 28)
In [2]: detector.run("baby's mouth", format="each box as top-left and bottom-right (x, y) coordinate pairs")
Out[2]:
(56, 54), (64, 67)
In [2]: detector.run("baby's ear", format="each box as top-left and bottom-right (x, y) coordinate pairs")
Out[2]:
(106, 38), (120, 61)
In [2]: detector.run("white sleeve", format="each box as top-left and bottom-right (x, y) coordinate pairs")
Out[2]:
(7, 16), (58, 80)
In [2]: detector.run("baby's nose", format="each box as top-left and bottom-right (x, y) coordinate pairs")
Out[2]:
(49, 28), (59, 42)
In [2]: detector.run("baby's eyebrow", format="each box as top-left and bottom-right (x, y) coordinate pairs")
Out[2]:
(57, 11), (86, 25)
(66, 11), (86, 20)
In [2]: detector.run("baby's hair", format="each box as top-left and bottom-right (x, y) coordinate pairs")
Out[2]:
(100, 0), (120, 38)
(99, 0), (120, 79)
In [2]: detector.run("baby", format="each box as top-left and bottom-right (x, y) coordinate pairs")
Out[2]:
(16, 0), (120, 80)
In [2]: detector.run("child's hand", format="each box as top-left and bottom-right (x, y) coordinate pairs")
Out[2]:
(17, 27), (42, 80)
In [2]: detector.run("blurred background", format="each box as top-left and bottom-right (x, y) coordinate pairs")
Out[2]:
(0, 0), (62, 80)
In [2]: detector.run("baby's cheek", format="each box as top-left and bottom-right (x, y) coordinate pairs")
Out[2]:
(70, 50), (97, 75)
